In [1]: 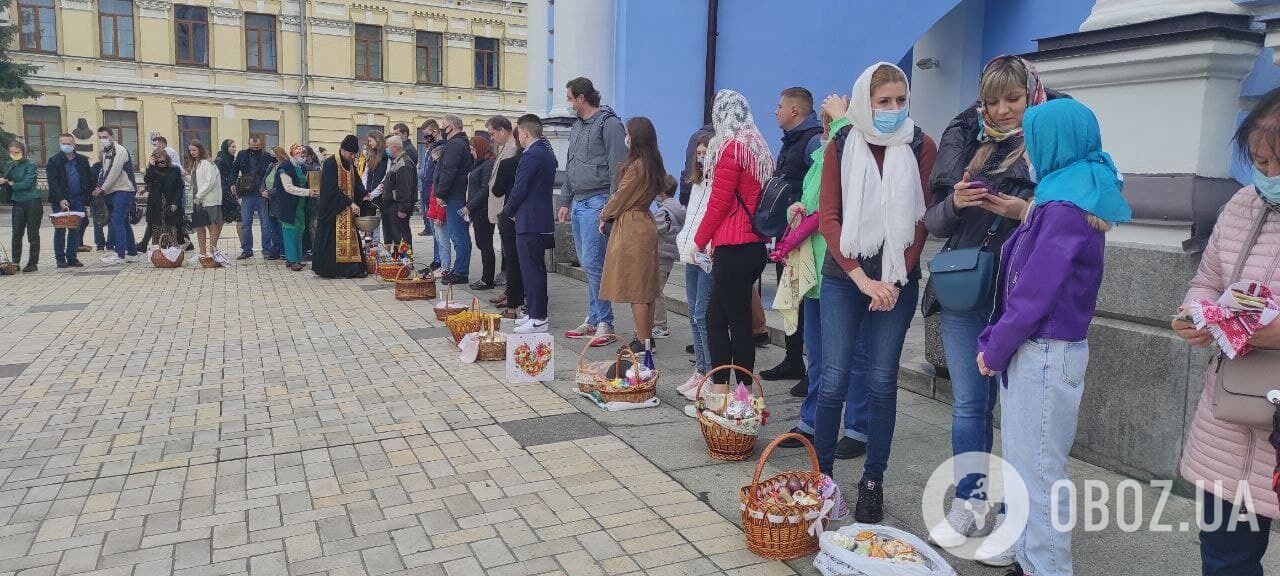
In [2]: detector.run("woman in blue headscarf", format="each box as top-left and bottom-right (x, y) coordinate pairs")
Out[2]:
(975, 98), (1130, 576)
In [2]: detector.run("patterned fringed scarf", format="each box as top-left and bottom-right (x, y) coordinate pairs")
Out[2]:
(704, 89), (774, 193)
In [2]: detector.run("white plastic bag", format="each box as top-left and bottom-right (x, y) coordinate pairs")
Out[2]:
(813, 524), (956, 576)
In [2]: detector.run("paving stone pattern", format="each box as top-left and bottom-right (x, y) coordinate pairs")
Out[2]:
(0, 241), (795, 576)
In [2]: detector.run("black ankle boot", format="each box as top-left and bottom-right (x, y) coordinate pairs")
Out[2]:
(854, 476), (884, 523)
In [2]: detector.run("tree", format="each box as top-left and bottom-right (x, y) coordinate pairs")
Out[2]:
(0, 18), (41, 151)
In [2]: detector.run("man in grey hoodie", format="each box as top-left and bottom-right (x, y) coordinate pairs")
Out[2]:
(557, 77), (628, 347)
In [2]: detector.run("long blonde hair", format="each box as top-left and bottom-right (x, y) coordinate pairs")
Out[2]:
(966, 58), (1032, 176)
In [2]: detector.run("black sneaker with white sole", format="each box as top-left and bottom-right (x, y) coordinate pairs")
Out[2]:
(853, 477), (884, 523)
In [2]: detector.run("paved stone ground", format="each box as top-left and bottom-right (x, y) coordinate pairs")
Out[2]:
(0, 220), (1276, 575)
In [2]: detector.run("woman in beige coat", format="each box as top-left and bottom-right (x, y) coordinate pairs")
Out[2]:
(599, 117), (664, 352)
(1173, 87), (1280, 576)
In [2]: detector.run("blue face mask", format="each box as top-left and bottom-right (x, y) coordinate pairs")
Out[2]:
(385, 149), (392, 158)
(872, 107), (909, 134)
(1253, 166), (1280, 203)
(60, 144), (74, 154)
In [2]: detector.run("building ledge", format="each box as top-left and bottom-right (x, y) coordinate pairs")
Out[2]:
(1032, 12), (1262, 60)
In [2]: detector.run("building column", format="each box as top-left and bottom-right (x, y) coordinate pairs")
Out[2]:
(1081, 0), (1252, 31)
(524, 0), (616, 118)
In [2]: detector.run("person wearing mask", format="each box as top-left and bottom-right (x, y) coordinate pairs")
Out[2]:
(692, 90), (774, 398)
(2, 141), (40, 271)
(486, 116), (519, 298)
(393, 123), (419, 165)
(359, 131), (389, 242)
(674, 132), (713, 399)
(464, 136), (497, 289)
(923, 56), (1055, 565)
(1176, 85), (1280, 576)
(762, 87), (826, 388)
(383, 135), (418, 249)
(188, 141), (225, 262)
(433, 114), (474, 285)
(490, 121), (525, 317)
(268, 145), (315, 270)
(313, 135), (369, 278)
(138, 149), (183, 250)
(816, 63), (936, 522)
(233, 136), (276, 260)
(501, 115), (557, 334)
(46, 133), (92, 269)
(418, 119), (443, 239)
(599, 117), (665, 353)
(95, 127), (140, 265)
(774, 96), (871, 461)
(975, 98), (1128, 576)
(560, 77), (628, 347)
(152, 135), (182, 170)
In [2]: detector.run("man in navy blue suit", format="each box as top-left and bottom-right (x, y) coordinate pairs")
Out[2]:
(501, 114), (557, 334)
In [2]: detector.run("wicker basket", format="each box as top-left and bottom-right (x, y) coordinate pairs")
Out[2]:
(739, 433), (825, 560)
(574, 337), (612, 394)
(394, 276), (436, 301)
(49, 212), (83, 229)
(446, 298), (502, 344)
(149, 232), (185, 269)
(477, 317), (506, 361)
(594, 347), (658, 404)
(366, 255), (378, 275)
(695, 364), (766, 461)
(379, 261), (411, 282)
(433, 284), (469, 321)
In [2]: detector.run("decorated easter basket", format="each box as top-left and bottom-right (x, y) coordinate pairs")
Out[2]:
(445, 297), (502, 344)
(574, 337), (612, 394)
(695, 364), (766, 461)
(49, 211), (85, 229)
(593, 347), (658, 404)
(477, 317), (506, 362)
(433, 283), (469, 321)
(394, 274), (436, 301)
(739, 433), (826, 560)
(379, 261), (411, 282)
(149, 232), (185, 269)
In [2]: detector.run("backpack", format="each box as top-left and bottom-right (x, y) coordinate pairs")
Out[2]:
(741, 175), (797, 239)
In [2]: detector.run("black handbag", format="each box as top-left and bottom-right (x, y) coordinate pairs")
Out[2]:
(926, 217), (1004, 313)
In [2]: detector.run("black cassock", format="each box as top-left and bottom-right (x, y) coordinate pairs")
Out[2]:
(312, 155), (369, 279)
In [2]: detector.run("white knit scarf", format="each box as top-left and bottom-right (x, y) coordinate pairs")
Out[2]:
(839, 62), (925, 286)
(704, 89), (774, 198)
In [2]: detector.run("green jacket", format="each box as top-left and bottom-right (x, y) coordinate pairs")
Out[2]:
(3, 158), (39, 202)
(798, 117), (849, 298)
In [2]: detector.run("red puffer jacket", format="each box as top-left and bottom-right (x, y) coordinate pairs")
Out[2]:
(693, 143), (765, 249)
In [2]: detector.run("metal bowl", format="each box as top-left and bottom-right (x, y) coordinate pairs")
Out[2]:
(355, 215), (381, 233)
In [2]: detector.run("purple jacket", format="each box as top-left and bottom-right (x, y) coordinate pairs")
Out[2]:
(977, 201), (1105, 372)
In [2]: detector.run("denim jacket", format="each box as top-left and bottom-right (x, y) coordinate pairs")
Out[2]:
(977, 201), (1105, 372)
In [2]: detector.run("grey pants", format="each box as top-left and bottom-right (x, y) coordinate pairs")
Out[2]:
(12, 198), (42, 266)
(653, 259), (674, 328)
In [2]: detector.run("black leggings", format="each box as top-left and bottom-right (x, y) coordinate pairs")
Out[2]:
(11, 199), (41, 266)
(473, 215), (496, 284)
(707, 242), (767, 384)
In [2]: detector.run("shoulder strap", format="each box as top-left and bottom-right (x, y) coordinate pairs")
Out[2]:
(1230, 203), (1273, 283)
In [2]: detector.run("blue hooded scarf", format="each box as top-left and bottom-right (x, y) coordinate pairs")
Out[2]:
(1024, 98), (1132, 224)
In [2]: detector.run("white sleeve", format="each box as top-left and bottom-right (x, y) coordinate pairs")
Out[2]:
(281, 171), (311, 197)
(195, 162), (218, 201)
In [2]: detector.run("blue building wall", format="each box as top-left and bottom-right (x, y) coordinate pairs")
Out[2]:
(980, 0), (1095, 63)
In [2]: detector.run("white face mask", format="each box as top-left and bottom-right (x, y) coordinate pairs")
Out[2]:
(99, 139), (112, 149)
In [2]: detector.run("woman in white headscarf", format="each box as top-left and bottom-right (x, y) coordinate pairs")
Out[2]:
(815, 63), (937, 523)
(691, 89), (775, 394)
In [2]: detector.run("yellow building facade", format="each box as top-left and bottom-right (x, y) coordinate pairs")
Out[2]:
(4, 0), (528, 169)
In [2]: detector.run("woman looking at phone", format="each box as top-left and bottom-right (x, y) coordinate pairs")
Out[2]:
(921, 55), (1063, 567)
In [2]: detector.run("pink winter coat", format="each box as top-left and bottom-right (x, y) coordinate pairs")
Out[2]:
(1179, 186), (1280, 520)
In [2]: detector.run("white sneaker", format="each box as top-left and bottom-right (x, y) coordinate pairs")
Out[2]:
(928, 498), (982, 548)
(652, 325), (671, 339)
(974, 512), (1017, 567)
(514, 315), (532, 327)
(433, 268), (449, 279)
(123, 254), (139, 263)
(513, 319), (548, 334)
(100, 254), (125, 265)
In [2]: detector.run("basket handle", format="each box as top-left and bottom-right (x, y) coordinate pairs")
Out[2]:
(445, 282), (453, 305)
(612, 346), (642, 384)
(486, 316), (497, 342)
(693, 364), (764, 414)
(753, 433), (820, 486)
(574, 332), (597, 372)
(157, 230), (175, 249)
(470, 297), (481, 315)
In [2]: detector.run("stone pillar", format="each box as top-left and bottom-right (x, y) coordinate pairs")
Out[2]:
(1020, 3), (1264, 483)
(524, 0), (617, 118)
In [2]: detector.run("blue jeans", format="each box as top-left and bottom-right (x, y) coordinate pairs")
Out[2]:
(685, 264), (714, 374)
(264, 215), (283, 258)
(1001, 338), (1087, 576)
(239, 195), (268, 255)
(54, 199), (85, 264)
(796, 296), (869, 441)
(108, 191), (137, 258)
(432, 217), (451, 270)
(940, 309), (999, 501)
(815, 274), (918, 480)
(571, 193), (613, 326)
(1200, 493), (1273, 576)
(445, 198), (472, 278)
